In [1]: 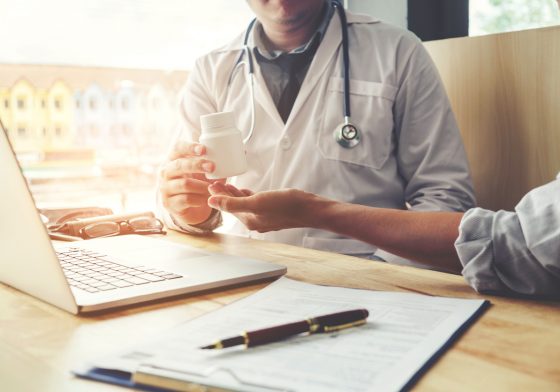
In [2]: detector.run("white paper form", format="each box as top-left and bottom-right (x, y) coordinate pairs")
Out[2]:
(83, 278), (488, 392)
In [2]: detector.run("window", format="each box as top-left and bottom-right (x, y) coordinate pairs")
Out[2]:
(470, 0), (560, 36)
(17, 127), (27, 137)
(0, 0), (252, 214)
(17, 98), (26, 110)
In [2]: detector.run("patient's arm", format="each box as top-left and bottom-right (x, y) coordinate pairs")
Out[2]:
(208, 185), (464, 273)
(317, 199), (464, 273)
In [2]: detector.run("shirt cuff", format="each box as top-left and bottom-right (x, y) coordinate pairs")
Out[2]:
(455, 208), (506, 293)
(170, 209), (223, 235)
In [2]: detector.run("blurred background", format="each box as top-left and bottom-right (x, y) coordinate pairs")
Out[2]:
(1, 0), (558, 215)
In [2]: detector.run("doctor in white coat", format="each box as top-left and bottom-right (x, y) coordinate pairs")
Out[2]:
(159, 0), (475, 263)
(205, 0), (560, 297)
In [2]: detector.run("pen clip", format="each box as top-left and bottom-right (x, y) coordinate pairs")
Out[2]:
(322, 319), (367, 333)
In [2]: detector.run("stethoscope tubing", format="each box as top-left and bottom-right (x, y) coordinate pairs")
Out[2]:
(332, 0), (351, 121)
(228, 0), (359, 147)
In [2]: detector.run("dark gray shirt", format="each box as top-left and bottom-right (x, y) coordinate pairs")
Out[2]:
(251, 1), (334, 110)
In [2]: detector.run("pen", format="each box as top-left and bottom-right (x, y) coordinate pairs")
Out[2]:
(200, 308), (369, 350)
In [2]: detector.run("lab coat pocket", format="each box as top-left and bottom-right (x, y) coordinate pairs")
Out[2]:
(318, 77), (397, 169)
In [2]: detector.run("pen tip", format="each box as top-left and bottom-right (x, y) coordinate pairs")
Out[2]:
(200, 344), (215, 350)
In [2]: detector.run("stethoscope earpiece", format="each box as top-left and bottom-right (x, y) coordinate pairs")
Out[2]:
(334, 122), (360, 148)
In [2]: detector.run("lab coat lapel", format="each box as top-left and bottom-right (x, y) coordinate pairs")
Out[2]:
(253, 58), (285, 130)
(285, 9), (343, 128)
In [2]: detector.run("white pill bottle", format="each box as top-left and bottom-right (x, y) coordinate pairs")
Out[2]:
(199, 111), (248, 179)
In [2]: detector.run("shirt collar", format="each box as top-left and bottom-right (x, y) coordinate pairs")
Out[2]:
(251, 0), (334, 60)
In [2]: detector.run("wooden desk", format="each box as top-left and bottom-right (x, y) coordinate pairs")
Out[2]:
(1, 232), (559, 391)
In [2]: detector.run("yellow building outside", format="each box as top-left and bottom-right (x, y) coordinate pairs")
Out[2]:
(0, 64), (188, 167)
(0, 87), (11, 140)
(0, 64), (188, 213)
(45, 81), (74, 150)
(2, 79), (74, 152)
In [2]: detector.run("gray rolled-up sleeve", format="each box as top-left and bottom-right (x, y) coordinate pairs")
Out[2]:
(455, 179), (560, 297)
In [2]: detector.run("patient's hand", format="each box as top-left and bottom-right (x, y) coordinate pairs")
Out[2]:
(208, 183), (319, 233)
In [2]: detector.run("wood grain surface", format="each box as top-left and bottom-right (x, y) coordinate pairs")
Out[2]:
(1, 231), (559, 391)
(425, 26), (560, 211)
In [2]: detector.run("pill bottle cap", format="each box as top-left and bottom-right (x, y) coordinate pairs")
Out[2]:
(200, 111), (235, 132)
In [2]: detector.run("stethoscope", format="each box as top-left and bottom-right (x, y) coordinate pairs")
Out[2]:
(229, 0), (360, 148)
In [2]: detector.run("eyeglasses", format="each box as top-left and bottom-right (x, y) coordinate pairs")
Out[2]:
(78, 216), (166, 239)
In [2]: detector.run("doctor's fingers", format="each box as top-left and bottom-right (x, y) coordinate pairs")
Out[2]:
(208, 183), (254, 198)
(168, 141), (206, 160)
(209, 182), (248, 198)
(226, 183), (254, 197)
(208, 195), (257, 213)
(164, 193), (210, 213)
(161, 177), (211, 198)
(162, 157), (215, 179)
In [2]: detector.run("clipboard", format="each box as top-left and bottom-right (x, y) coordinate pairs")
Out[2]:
(74, 278), (489, 392)
(75, 363), (284, 392)
(74, 366), (164, 392)
(133, 364), (283, 392)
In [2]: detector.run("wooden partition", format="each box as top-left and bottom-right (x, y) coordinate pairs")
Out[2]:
(424, 26), (560, 210)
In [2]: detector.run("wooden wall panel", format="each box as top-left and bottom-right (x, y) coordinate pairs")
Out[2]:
(425, 26), (560, 210)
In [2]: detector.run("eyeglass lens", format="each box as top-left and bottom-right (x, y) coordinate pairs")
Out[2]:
(82, 221), (121, 238)
(128, 217), (163, 232)
(81, 217), (164, 239)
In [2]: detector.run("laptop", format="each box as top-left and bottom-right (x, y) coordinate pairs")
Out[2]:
(0, 122), (286, 314)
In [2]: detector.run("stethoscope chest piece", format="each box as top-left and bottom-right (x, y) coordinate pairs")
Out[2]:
(334, 122), (360, 148)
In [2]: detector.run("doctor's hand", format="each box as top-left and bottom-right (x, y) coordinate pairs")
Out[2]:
(208, 183), (323, 233)
(160, 141), (224, 226)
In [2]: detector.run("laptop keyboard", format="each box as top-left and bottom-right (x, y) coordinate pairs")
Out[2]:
(57, 248), (183, 293)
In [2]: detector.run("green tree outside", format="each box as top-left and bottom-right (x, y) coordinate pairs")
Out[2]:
(471, 0), (560, 35)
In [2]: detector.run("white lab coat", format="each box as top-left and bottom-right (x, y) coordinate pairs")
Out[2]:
(166, 10), (475, 260)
